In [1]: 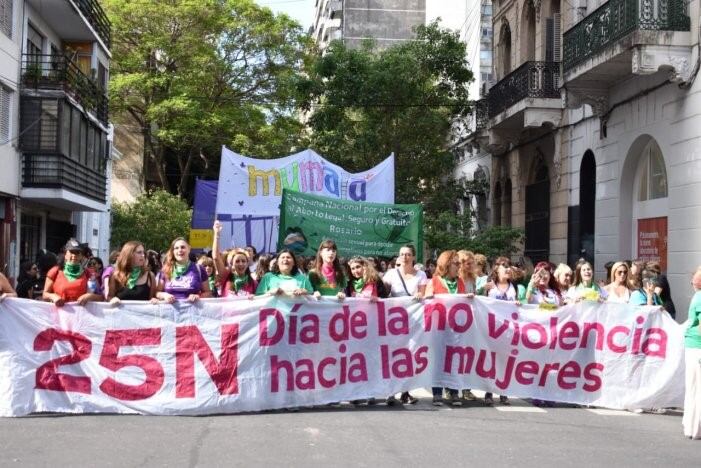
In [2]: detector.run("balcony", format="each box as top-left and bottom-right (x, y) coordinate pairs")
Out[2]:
(19, 97), (108, 211)
(563, 0), (691, 111)
(21, 54), (108, 125)
(485, 61), (562, 152)
(26, 0), (111, 50)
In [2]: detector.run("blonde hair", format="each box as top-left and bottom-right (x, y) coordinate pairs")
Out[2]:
(609, 261), (628, 283)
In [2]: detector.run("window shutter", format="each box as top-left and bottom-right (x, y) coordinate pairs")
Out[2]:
(545, 18), (554, 62)
(0, 87), (10, 144)
(553, 13), (562, 62)
(1, 0), (12, 39)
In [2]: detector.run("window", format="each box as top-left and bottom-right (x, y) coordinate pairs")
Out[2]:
(0, 0), (12, 39)
(637, 140), (668, 201)
(26, 23), (43, 56)
(0, 85), (10, 144)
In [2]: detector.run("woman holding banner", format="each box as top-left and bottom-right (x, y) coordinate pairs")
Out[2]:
(308, 240), (347, 300)
(480, 256), (517, 406)
(43, 239), (102, 307)
(383, 244), (427, 405)
(107, 241), (158, 304)
(156, 238), (212, 303)
(425, 250), (468, 406)
(604, 262), (631, 304)
(212, 221), (257, 297)
(255, 249), (312, 296)
(565, 261), (606, 304)
(345, 256), (382, 300)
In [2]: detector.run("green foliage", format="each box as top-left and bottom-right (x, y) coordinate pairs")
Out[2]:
(111, 190), (192, 252)
(424, 211), (524, 259)
(104, 0), (311, 196)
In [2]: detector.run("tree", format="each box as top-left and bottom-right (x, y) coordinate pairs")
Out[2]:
(111, 190), (192, 252)
(104, 0), (310, 198)
(299, 22), (522, 256)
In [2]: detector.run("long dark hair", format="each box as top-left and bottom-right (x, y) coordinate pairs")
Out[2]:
(271, 249), (300, 276)
(311, 239), (345, 285)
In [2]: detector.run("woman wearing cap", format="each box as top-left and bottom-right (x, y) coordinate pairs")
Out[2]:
(43, 239), (102, 306)
(156, 238), (212, 303)
(108, 241), (157, 304)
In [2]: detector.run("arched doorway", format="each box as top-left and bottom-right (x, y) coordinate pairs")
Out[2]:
(579, 151), (596, 265)
(631, 138), (669, 269)
(525, 158), (550, 263)
(493, 181), (502, 226)
(520, 0), (536, 63)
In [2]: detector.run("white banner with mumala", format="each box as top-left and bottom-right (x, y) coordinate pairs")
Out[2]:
(0, 295), (684, 416)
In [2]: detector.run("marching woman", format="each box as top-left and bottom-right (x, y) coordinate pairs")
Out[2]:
(255, 249), (312, 296)
(565, 261), (607, 304)
(525, 261), (562, 307)
(382, 244), (427, 405)
(480, 256), (517, 406)
(43, 239), (102, 306)
(553, 263), (573, 295)
(683, 266), (701, 439)
(197, 255), (219, 298)
(604, 261), (631, 304)
(425, 250), (467, 406)
(629, 270), (663, 306)
(156, 238), (211, 303)
(345, 256), (382, 300)
(308, 240), (347, 300)
(211, 220), (259, 297)
(108, 241), (157, 304)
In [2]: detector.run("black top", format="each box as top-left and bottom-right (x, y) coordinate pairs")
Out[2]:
(114, 274), (153, 301)
(658, 274), (676, 319)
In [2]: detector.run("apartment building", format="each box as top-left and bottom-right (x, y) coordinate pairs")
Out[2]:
(0, 0), (112, 280)
(467, 0), (701, 318)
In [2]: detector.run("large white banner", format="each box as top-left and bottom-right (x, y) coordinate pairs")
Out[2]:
(0, 296), (684, 417)
(214, 147), (395, 252)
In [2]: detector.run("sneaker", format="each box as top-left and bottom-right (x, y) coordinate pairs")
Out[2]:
(499, 396), (510, 406)
(400, 392), (418, 405)
(450, 391), (462, 407)
(484, 395), (494, 407)
(462, 389), (477, 401)
(386, 395), (400, 406)
(432, 395), (443, 406)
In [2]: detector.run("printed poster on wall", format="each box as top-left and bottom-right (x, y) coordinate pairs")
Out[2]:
(637, 217), (667, 271)
(278, 189), (423, 261)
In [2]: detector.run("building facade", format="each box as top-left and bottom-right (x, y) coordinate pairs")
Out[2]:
(470, 0), (701, 318)
(312, 0), (427, 51)
(0, 0), (112, 280)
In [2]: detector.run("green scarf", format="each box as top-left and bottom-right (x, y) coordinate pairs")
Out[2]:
(127, 268), (142, 289)
(352, 278), (365, 294)
(441, 277), (458, 294)
(231, 273), (249, 293)
(63, 262), (84, 282)
(208, 276), (216, 292)
(172, 261), (190, 279)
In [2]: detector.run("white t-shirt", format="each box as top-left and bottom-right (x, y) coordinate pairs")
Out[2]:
(384, 268), (428, 297)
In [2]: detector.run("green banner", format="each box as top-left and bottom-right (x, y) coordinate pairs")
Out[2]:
(278, 189), (423, 262)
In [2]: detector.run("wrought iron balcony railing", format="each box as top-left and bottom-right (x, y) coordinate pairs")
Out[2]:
(73, 0), (111, 49)
(21, 54), (108, 125)
(23, 153), (107, 202)
(563, 0), (690, 71)
(487, 61), (560, 119)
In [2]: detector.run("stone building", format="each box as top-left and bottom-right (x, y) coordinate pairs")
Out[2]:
(470, 0), (701, 318)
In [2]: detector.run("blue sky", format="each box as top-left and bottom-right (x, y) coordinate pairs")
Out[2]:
(258, 0), (315, 29)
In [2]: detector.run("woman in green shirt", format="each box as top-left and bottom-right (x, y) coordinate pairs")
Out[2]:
(683, 266), (701, 439)
(255, 249), (312, 296)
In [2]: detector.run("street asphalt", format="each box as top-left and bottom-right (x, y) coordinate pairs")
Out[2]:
(0, 390), (697, 467)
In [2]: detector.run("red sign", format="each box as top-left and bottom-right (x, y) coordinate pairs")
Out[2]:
(637, 217), (667, 271)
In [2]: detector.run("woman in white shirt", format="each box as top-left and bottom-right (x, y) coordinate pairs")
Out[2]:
(605, 261), (631, 304)
(382, 244), (427, 405)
